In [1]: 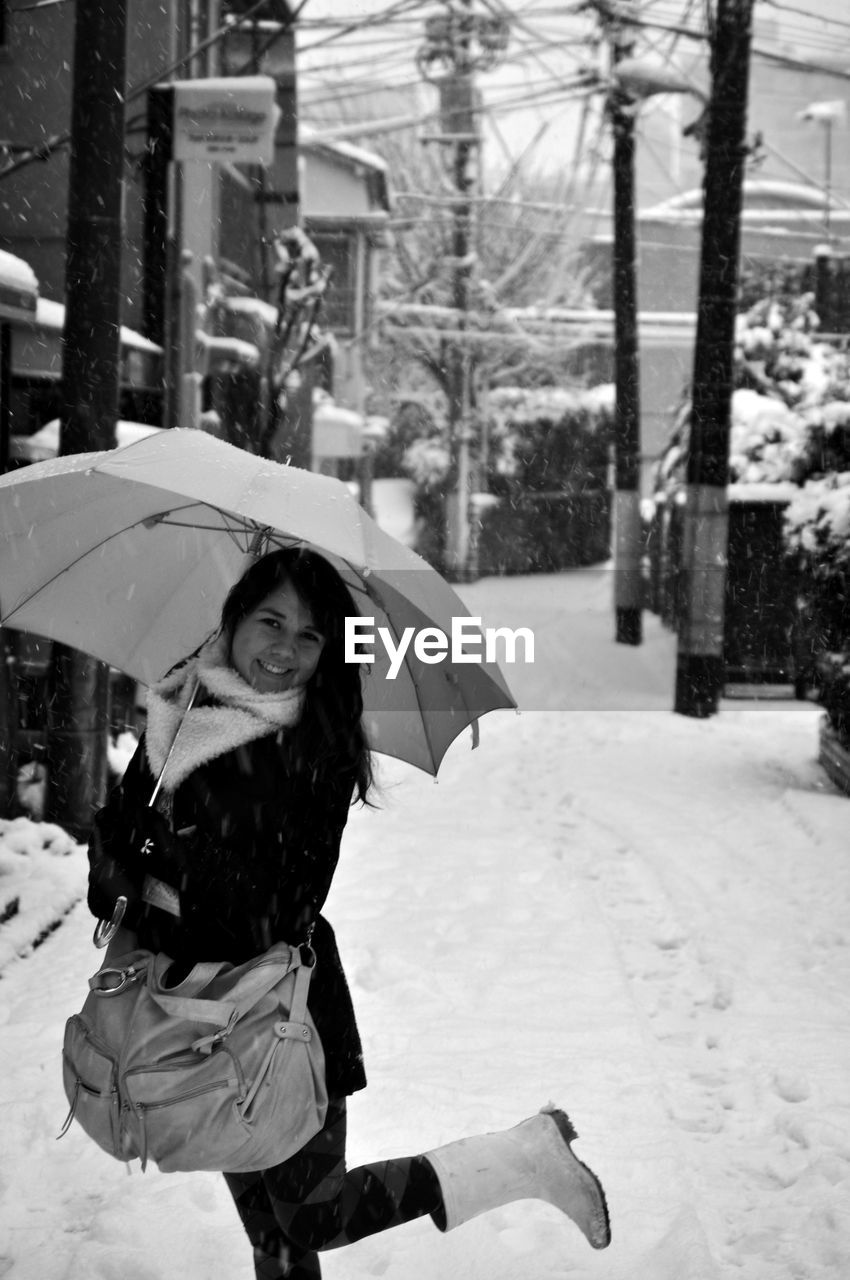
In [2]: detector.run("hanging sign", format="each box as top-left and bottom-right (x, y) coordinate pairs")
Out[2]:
(171, 76), (279, 164)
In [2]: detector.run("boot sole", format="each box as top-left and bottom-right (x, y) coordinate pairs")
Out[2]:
(541, 1106), (612, 1249)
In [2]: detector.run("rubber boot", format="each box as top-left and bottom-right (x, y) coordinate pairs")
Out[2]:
(423, 1105), (611, 1249)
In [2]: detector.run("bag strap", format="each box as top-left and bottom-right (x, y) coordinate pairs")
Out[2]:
(146, 943), (309, 1029)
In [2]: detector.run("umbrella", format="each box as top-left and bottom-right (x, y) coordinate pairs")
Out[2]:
(0, 429), (516, 774)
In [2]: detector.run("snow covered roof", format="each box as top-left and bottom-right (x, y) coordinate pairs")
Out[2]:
(10, 419), (161, 464)
(504, 306), (697, 346)
(224, 295), (279, 329)
(0, 249), (38, 323)
(299, 124), (391, 215)
(35, 298), (162, 354)
(641, 179), (850, 227)
(195, 329), (260, 372)
(299, 123), (388, 176)
(728, 481), (800, 504)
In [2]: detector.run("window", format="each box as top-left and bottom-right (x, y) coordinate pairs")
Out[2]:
(310, 230), (357, 335)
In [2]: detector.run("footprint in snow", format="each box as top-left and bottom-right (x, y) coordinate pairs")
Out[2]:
(773, 1072), (811, 1104)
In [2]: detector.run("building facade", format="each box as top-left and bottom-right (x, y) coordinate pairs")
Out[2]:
(0, 0), (389, 463)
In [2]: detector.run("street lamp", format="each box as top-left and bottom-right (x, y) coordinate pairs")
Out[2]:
(798, 99), (846, 241)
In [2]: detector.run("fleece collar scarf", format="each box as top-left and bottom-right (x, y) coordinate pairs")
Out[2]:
(145, 633), (305, 795)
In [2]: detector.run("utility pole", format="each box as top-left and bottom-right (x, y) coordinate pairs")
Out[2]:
(444, 4), (476, 582)
(674, 0), (755, 717)
(47, 0), (128, 838)
(608, 15), (643, 645)
(143, 85), (173, 356)
(417, 2), (508, 580)
(248, 20), (315, 468)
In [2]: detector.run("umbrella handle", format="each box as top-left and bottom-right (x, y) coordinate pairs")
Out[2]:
(93, 896), (127, 949)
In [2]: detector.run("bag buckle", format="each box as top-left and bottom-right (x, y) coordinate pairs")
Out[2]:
(93, 961), (145, 996)
(192, 1011), (239, 1055)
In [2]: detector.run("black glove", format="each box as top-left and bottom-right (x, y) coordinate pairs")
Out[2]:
(88, 808), (187, 945)
(87, 849), (144, 929)
(129, 807), (188, 889)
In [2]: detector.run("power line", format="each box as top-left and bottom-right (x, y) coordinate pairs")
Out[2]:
(300, 20), (599, 80)
(296, 0), (432, 53)
(630, 5), (850, 78)
(303, 76), (600, 146)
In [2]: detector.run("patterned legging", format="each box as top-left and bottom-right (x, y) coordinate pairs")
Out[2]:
(224, 1100), (444, 1279)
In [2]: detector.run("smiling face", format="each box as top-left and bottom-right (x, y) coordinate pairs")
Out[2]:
(229, 577), (325, 693)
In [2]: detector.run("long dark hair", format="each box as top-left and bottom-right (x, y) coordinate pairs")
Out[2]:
(220, 547), (373, 804)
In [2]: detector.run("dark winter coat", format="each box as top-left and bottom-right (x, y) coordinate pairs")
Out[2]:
(87, 730), (367, 1099)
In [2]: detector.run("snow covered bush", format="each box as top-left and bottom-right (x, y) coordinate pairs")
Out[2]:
(784, 472), (850, 575)
(785, 473), (850, 736)
(654, 292), (850, 729)
(728, 389), (810, 483)
(485, 384), (613, 494)
(373, 383), (614, 572)
(402, 436), (451, 490)
(0, 817), (86, 970)
(815, 651), (850, 743)
(657, 297), (850, 491)
(476, 384), (614, 574)
(734, 298), (850, 739)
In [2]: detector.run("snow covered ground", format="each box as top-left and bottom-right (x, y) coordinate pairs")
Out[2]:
(1, 567), (848, 1280)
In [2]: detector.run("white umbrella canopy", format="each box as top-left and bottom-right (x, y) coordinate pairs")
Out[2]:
(0, 429), (516, 774)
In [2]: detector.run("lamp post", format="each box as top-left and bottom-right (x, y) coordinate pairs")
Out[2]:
(798, 99), (846, 241)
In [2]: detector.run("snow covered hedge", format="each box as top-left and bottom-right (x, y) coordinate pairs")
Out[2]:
(656, 295), (850, 736)
(484, 384), (614, 491)
(476, 384), (614, 574)
(784, 471), (850, 578)
(376, 383), (615, 572)
(784, 472), (850, 697)
(657, 297), (850, 491)
(0, 817), (87, 971)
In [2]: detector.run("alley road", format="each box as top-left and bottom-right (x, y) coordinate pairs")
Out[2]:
(0, 568), (846, 1280)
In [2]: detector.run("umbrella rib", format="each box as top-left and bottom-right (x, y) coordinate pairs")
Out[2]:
(371, 593), (440, 775)
(403, 644), (439, 775)
(0, 504), (256, 625)
(141, 506), (262, 550)
(383, 590), (491, 774)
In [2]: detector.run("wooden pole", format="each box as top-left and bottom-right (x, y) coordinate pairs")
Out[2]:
(444, 1), (477, 582)
(674, 0), (755, 717)
(46, 0), (128, 838)
(610, 35), (643, 646)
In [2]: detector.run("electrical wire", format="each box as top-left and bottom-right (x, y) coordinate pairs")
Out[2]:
(296, 0), (433, 53)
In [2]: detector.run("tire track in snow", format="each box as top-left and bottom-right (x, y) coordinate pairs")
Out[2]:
(560, 724), (850, 1280)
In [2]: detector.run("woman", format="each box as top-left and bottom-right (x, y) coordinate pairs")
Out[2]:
(88, 547), (610, 1279)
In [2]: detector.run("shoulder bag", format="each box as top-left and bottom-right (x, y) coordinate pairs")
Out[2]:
(60, 680), (328, 1173)
(60, 929), (328, 1173)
